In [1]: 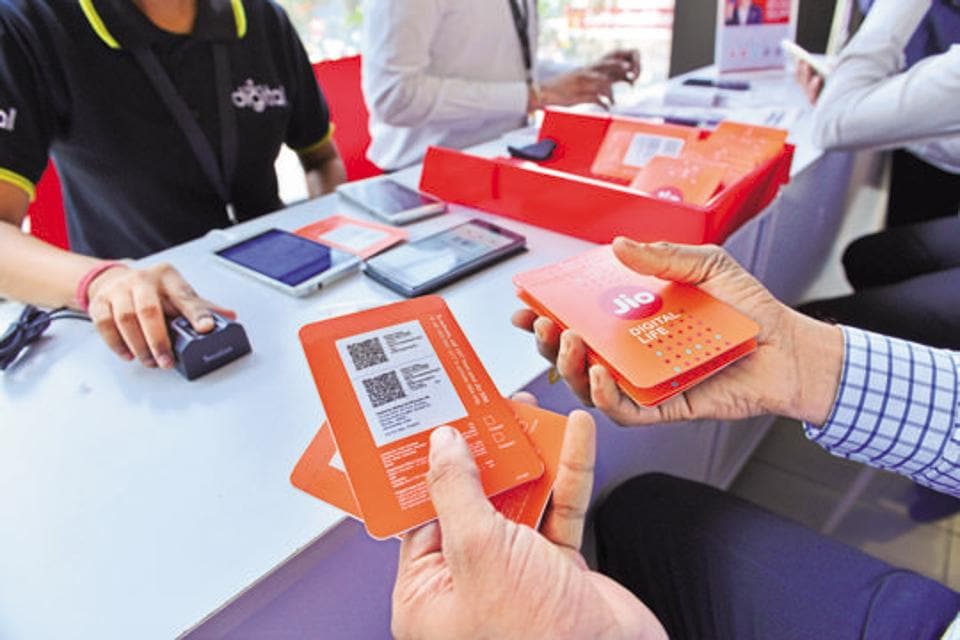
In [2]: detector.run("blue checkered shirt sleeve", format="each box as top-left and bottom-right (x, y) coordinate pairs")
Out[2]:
(804, 326), (960, 497)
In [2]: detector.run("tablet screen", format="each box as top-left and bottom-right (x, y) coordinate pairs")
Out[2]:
(346, 180), (438, 216)
(368, 222), (517, 287)
(217, 229), (343, 286)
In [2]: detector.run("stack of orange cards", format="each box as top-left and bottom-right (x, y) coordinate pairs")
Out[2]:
(513, 246), (760, 407)
(628, 156), (727, 206)
(291, 399), (568, 531)
(298, 296), (545, 539)
(687, 121), (789, 188)
(590, 119), (700, 182)
(296, 215), (407, 259)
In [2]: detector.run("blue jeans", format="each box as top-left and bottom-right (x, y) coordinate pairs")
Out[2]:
(595, 473), (960, 640)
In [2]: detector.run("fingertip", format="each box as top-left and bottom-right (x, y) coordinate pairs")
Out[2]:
(510, 391), (539, 407)
(194, 316), (215, 333)
(430, 425), (458, 449)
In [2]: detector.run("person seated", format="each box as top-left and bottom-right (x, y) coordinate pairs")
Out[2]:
(388, 239), (960, 639)
(0, 0), (346, 370)
(791, 0), (960, 351)
(361, 0), (641, 171)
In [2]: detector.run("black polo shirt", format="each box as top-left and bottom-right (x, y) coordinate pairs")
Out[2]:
(0, 0), (331, 258)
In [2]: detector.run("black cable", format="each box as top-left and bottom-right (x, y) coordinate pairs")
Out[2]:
(0, 305), (91, 371)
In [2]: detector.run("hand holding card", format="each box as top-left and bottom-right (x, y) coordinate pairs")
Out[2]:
(513, 244), (759, 407)
(298, 297), (544, 539)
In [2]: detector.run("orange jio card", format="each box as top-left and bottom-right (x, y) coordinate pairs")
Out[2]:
(295, 215), (407, 259)
(628, 156), (726, 206)
(590, 119), (701, 182)
(291, 399), (567, 529)
(513, 246), (760, 407)
(298, 296), (545, 539)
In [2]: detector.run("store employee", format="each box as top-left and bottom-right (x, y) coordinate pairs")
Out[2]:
(362, 0), (641, 171)
(0, 0), (345, 369)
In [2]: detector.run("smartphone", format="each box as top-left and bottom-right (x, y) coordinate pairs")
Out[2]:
(508, 138), (557, 161)
(336, 178), (447, 225)
(363, 219), (526, 297)
(213, 228), (361, 297)
(780, 40), (834, 78)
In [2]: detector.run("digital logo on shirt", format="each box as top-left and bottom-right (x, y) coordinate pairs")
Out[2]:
(600, 287), (663, 320)
(231, 79), (288, 113)
(0, 107), (16, 132)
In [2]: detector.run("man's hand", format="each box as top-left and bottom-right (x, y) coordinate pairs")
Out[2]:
(795, 60), (824, 104)
(591, 48), (642, 84)
(86, 263), (234, 369)
(512, 238), (844, 427)
(391, 398), (666, 640)
(540, 69), (616, 108)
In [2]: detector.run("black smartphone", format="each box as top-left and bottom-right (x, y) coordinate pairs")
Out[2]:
(363, 219), (527, 297)
(507, 138), (557, 162)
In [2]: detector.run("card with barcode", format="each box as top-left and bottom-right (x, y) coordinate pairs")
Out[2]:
(290, 399), (568, 532)
(298, 296), (544, 539)
(590, 118), (700, 182)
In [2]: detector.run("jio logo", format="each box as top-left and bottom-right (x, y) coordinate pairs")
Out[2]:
(601, 288), (663, 320)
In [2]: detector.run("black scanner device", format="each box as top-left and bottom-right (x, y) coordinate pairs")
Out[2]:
(168, 312), (251, 381)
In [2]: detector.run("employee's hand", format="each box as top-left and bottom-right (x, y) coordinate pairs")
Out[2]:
(391, 404), (666, 640)
(540, 69), (616, 109)
(592, 48), (642, 84)
(511, 239), (844, 427)
(795, 60), (824, 104)
(86, 263), (235, 369)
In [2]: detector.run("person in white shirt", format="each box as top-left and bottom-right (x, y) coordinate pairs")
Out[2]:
(796, 0), (960, 348)
(810, 0), (960, 177)
(361, 0), (640, 170)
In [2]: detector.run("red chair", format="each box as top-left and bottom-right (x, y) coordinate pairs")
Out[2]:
(26, 161), (69, 250)
(312, 55), (383, 182)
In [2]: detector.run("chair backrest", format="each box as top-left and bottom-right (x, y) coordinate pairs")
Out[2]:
(26, 161), (69, 250)
(311, 55), (383, 182)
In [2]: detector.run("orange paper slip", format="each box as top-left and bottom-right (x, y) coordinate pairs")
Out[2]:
(298, 296), (544, 539)
(628, 156), (726, 206)
(291, 399), (568, 529)
(514, 246), (760, 407)
(295, 215), (407, 259)
(590, 119), (701, 182)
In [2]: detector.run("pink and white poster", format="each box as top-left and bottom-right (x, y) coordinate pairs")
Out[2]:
(715, 0), (797, 72)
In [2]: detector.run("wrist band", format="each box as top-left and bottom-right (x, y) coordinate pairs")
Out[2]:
(75, 262), (126, 313)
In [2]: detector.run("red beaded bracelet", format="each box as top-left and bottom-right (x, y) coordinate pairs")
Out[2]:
(75, 261), (127, 313)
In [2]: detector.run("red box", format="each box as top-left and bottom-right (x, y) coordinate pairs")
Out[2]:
(419, 109), (794, 245)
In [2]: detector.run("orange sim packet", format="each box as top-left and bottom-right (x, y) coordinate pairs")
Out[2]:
(298, 296), (545, 539)
(590, 118), (701, 182)
(295, 215), (407, 259)
(628, 156), (726, 206)
(290, 399), (567, 530)
(689, 121), (788, 186)
(513, 245), (760, 407)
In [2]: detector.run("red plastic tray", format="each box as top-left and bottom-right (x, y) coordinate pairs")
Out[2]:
(419, 109), (793, 245)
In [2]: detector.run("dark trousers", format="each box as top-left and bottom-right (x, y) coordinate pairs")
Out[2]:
(595, 474), (960, 640)
(798, 216), (960, 349)
(887, 150), (960, 228)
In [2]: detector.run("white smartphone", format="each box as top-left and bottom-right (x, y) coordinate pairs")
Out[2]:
(213, 228), (361, 297)
(336, 178), (447, 225)
(780, 40), (835, 78)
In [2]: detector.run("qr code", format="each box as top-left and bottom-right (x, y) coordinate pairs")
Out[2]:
(347, 337), (388, 370)
(362, 371), (406, 408)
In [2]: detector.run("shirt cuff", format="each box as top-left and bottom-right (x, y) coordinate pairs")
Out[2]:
(803, 326), (960, 495)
